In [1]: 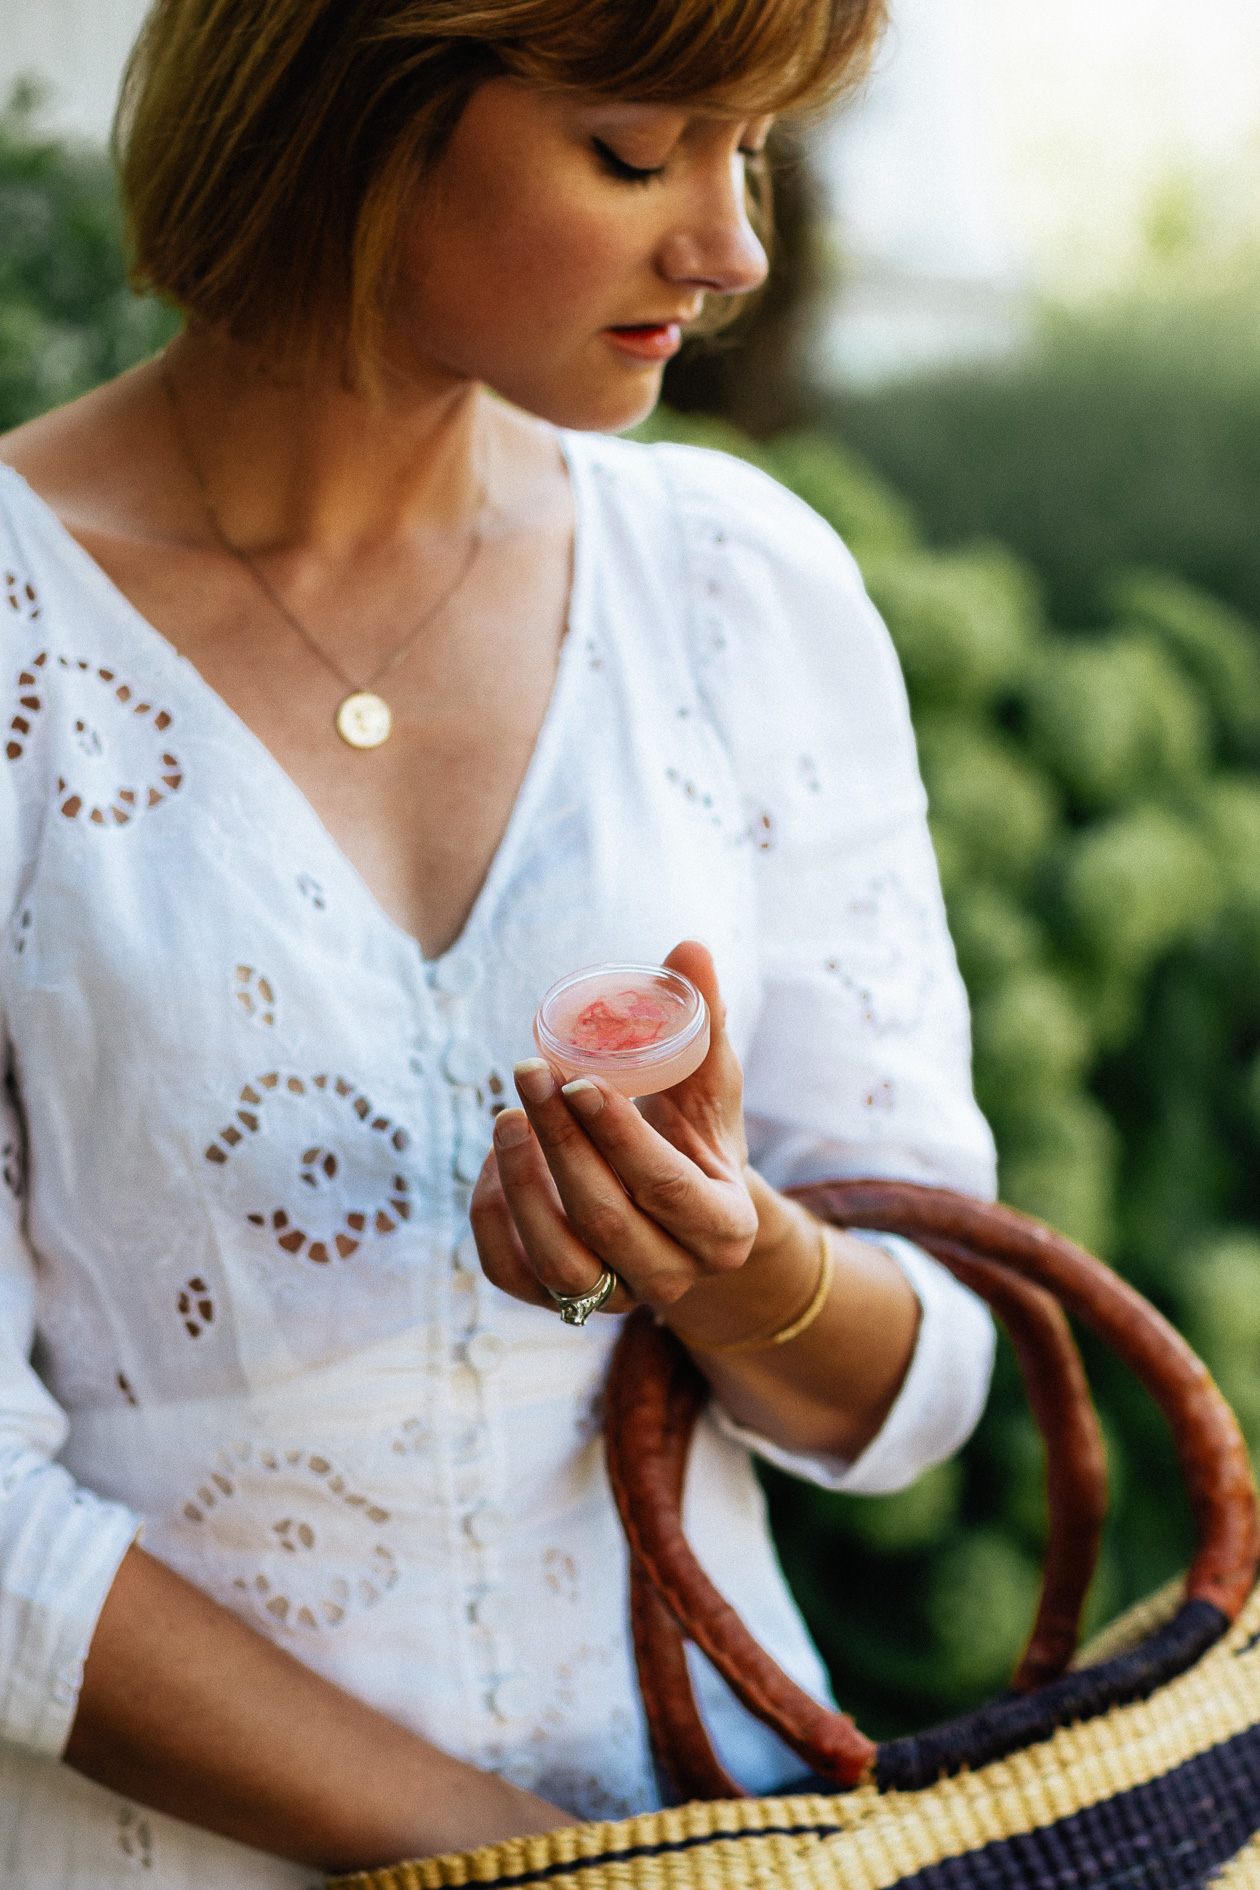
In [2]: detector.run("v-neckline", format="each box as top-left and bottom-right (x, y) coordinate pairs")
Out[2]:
(0, 433), (590, 970)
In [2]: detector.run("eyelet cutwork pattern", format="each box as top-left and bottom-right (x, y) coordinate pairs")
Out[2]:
(427, 951), (510, 1186)
(233, 964), (277, 1028)
(116, 1803), (154, 1869)
(204, 1071), (412, 1265)
(6, 653), (183, 826)
(0, 435), (999, 1867)
(181, 1441), (397, 1633)
(4, 569), (39, 623)
(1, 1125), (23, 1202)
(177, 1277), (215, 1338)
(824, 870), (937, 1038)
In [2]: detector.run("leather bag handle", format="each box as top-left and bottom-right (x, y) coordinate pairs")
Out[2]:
(604, 1181), (1259, 1799)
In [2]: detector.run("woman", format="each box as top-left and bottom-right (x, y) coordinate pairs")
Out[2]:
(0, 0), (997, 1881)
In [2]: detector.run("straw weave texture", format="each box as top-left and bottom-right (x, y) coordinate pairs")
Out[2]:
(1211, 1833), (1260, 1889)
(331, 1582), (1260, 1890)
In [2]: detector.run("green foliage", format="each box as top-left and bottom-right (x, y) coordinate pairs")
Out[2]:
(0, 90), (177, 433)
(828, 292), (1260, 631)
(1174, 1232), (1260, 1457)
(862, 546), (1038, 712)
(767, 426), (918, 559)
(726, 413), (1260, 1734)
(6, 109), (1260, 1753)
(1022, 633), (1211, 811)
(1104, 569), (1260, 765)
(924, 1531), (1043, 1695)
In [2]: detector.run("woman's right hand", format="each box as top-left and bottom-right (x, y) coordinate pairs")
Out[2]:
(65, 1545), (573, 1872)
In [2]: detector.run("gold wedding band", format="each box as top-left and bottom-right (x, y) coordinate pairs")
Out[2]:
(547, 1269), (619, 1326)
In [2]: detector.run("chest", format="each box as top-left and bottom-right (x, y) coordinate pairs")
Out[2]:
(4, 573), (764, 1405)
(65, 512), (572, 959)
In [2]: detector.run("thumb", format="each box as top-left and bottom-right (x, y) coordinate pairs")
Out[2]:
(659, 939), (743, 1119)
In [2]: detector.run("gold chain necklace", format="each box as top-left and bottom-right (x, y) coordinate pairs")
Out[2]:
(161, 358), (488, 750)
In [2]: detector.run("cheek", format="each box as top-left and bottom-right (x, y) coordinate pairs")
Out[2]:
(405, 184), (643, 355)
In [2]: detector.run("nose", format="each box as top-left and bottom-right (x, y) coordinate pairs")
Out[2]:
(657, 156), (770, 299)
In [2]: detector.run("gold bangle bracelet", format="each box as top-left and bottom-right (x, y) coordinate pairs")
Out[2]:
(687, 1228), (834, 1357)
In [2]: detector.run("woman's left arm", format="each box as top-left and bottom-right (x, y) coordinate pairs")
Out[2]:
(472, 938), (920, 1462)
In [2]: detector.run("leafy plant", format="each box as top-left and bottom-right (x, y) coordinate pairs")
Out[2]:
(638, 405), (1260, 1733)
(0, 87), (176, 434)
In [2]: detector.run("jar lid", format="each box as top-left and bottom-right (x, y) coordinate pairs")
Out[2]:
(534, 963), (707, 1075)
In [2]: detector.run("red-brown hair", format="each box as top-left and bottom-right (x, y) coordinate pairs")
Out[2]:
(116, 0), (887, 371)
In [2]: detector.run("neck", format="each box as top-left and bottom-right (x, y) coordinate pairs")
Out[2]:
(162, 327), (487, 560)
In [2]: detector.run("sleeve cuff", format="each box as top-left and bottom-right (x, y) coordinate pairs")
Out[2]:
(710, 1234), (995, 1494)
(0, 1462), (141, 1755)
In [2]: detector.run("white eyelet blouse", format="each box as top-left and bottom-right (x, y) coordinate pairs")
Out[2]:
(0, 434), (996, 1887)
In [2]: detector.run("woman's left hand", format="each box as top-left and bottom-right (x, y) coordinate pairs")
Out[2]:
(471, 940), (921, 1459)
(470, 941), (764, 1319)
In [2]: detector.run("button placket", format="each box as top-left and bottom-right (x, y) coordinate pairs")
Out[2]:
(429, 952), (525, 1736)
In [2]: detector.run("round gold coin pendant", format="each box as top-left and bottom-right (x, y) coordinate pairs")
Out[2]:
(336, 691), (392, 749)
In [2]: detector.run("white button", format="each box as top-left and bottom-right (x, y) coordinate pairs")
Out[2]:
(466, 1332), (505, 1374)
(466, 1503), (509, 1548)
(444, 1040), (490, 1085)
(452, 1286), (478, 1339)
(434, 952), (482, 997)
(448, 1365), (481, 1419)
(473, 1589), (512, 1632)
(452, 1426), (482, 1463)
(491, 1675), (537, 1721)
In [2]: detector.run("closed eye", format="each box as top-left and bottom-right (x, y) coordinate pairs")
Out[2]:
(592, 138), (665, 184)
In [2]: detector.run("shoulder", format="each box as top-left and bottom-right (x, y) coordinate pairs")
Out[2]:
(0, 463), (55, 602)
(569, 431), (907, 734)
(566, 429), (865, 597)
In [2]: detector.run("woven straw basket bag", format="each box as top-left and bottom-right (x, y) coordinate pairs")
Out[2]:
(331, 1181), (1260, 1890)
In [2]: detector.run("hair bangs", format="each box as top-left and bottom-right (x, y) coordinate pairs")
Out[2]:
(467, 0), (885, 117)
(119, 0), (887, 376)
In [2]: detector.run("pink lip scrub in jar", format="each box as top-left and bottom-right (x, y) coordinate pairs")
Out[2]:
(533, 964), (710, 1098)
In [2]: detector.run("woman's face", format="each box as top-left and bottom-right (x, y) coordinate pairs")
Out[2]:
(392, 78), (771, 431)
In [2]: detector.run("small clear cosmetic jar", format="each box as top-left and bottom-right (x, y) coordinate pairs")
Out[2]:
(533, 963), (710, 1098)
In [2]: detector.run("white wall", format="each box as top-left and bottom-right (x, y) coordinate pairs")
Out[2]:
(817, 0), (1260, 384)
(0, 0), (150, 141)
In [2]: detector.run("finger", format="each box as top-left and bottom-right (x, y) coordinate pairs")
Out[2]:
(469, 1146), (559, 1312)
(558, 1075), (754, 1274)
(510, 1065), (701, 1306)
(487, 1107), (637, 1311)
(650, 941), (748, 1148)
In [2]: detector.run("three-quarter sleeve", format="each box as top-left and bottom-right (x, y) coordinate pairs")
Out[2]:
(0, 717), (139, 1753)
(660, 445), (998, 1493)
(0, 1063), (140, 1755)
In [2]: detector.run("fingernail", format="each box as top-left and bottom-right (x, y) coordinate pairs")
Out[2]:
(494, 1107), (531, 1149)
(562, 1079), (605, 1120)
(514, 1058), (556, 1104)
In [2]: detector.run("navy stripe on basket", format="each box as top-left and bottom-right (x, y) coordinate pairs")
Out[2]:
(448, 1719), (1260, 1890)
(876, 1599), (1227, 1791)
(883, 1720), (1260, 1890)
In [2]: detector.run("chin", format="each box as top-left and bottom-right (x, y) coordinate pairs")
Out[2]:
(489, 360), (664, 436)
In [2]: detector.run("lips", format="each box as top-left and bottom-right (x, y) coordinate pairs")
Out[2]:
(604, 322), (684, 363)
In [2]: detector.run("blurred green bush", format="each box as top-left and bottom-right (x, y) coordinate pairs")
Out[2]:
(6, 102), (1260, 1745)
(828, 294), (1260, 632)
(0, 87), (176, 432)
(639, 402), (1260, 1735)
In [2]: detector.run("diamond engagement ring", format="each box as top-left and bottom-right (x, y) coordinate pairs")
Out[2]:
(547, 1269), (619, 1326)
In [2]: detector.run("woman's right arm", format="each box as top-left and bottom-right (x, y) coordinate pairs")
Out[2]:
(0, 1073), (565, 1873)
(65, 1544), (571, 1872)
